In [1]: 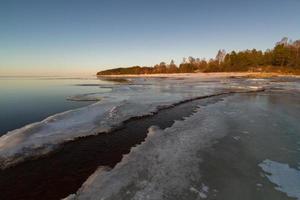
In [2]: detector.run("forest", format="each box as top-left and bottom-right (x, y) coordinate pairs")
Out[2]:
(97, 38), (300, 75)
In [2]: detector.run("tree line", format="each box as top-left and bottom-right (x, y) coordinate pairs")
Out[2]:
(97, 37), (300, 75)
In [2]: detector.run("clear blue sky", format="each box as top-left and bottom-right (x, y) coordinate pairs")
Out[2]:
(1, 0), (300, 76)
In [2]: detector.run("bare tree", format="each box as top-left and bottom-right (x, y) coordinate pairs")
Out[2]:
(276, 37), (289, 46)
(159, 62), (166, 66)
(188, 56), (196, 63)
(216, 49), (226, 64)
(170, 59), (175, 65)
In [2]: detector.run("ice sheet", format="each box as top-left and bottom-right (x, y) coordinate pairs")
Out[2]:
(0, 76), (264, 169)
(63, 98), (233, 200)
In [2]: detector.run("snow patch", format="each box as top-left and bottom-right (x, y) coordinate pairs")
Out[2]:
(190, 184), (209, 199)
(259, 159), (300, 199)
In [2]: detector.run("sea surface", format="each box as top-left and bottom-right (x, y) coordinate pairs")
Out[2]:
(0, 77), (113, 135)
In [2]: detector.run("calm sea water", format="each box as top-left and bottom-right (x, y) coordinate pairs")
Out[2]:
(0, 77), (112, 135)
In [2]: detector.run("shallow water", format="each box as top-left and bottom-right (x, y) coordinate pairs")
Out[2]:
(0, 77), (112, 135)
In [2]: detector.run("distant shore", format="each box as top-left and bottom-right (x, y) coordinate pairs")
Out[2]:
(97, 72), (299, 79)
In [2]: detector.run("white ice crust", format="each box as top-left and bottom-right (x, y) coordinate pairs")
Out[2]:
(64, 99), (231, 200)
(259, 159), (300, 200)
(0, 76), (264, 169)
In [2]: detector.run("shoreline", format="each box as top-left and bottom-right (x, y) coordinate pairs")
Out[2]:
(97, 72), (300, 78)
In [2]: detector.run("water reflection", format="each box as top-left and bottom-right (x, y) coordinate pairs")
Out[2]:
(0, 77), (114, 135)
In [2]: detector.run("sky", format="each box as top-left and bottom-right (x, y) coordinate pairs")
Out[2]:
(0, 0), (300, 76)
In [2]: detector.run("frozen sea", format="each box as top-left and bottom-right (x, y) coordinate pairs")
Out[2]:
(0, 74), (299, 200)
(66, 91), (300, 200)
